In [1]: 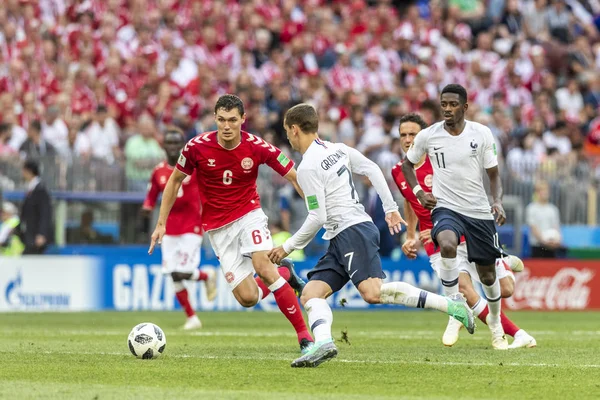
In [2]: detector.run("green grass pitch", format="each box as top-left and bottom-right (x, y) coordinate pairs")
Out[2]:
(1, 311), (599, 399)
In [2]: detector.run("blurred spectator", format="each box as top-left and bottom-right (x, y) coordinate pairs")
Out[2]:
(543, 120), (572, 155)
(124, 114), (165, 191)
(19, 120), (57, 161)
(19, 160), (53, 255)
(67, 209), (114, 245)
(0, 202), (24, 256)
(42, 105), (69, 157)
(85, 105), (120, 164)
(526, 181), (564, 258)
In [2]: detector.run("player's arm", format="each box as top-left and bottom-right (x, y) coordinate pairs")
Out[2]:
(148, 169), (187, 253)
(402, 132), (436, 210)
(483, 129), (506, 225)
(268, 169), (326, 264)
(283, 168), (304, 199)
(140, 171), (160, 234)
(346, 145), (405, 234)
(401, 199), (418, 259)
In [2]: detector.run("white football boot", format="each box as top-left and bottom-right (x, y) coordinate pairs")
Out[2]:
(183, 315), (202, 330)
(442, 316), (464, 347)
(204, 268), (218, 302)
(486, 314), (508, 350)
(505, 255), (524, 273)
(508, 329), (537, 349)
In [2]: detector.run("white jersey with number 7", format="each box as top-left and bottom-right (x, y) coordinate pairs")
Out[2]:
(283, 139), (398, 253)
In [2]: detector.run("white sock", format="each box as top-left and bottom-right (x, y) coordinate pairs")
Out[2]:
(305, 298), (333, 343)
(471, 297), (488, 317)
(482, 279), (502, 320)
(439, 257), (459, 296)
(380, 282), (448, 312)
(191, 269), (200, 280)
(173, 281), (185, 292)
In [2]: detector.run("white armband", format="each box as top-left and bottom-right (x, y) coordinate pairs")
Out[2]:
(412, 185), (423, 196)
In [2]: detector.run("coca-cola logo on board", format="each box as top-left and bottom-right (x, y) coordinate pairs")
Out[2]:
(506, 267), (594, 310)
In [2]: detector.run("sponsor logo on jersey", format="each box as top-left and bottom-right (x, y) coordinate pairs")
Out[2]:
(307, 195), (319, 210)
(241, 157), (254, 170)
(277, 153), (290, 167)
(208, 159), (216, 167)
(177, 154), (186, 167)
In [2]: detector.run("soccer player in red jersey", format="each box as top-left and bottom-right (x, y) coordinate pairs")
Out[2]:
(149, 94), (314, 353)
(393, 113), (536, 349)
(142, 128), (217, 330)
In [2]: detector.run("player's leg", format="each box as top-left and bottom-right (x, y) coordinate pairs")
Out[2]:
(160, 235), (202, 329)
(431, 208), (467, 298)
(463, 217), (508, 350)
(239, 210), (312, 348)
(291, 258), (348, 368)
(170, 233), (218, 302)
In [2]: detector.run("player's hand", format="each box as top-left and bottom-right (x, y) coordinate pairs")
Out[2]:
(385, 210), (406, 235)
(419, 229), (433, 245)
(148, 224), (166, 255)
(401, 239), (418, 259)
(492, 202), (506, 226)
(417, 191), (437, 210)
(268, 246), (290, 265)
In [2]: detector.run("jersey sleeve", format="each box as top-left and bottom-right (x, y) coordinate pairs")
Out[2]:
(282, 167), (327, 253)
(345, 145), (399, 214)
(175, 138), (199, 176)
(482, 127), (499, 169)
(142, 169), (160, 210)
(260, 142), (295, 177)
(391, 162), (403, 192)
(406, 128), (428, 164)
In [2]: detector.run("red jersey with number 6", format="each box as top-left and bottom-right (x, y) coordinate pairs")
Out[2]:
(176, 131), (294, 231)
(143, 162), (202, 236)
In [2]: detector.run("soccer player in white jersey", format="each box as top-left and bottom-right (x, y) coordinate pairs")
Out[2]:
(269, 104), (476, 368)
(402, 84), (509, 350)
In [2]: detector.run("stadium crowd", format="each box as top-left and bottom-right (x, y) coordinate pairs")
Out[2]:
(0, 0), (599, 228)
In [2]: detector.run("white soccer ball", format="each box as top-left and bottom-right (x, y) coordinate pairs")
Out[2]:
(127, 322), (167, 359)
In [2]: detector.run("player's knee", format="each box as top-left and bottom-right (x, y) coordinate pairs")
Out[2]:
(359, 288), (381, 305)
(500, 279), (514, 298)
(236, 293), (258, 308)
(479, 272), (496, 286)
(439, 242), (457, 258)
(171, 272), (185, 282)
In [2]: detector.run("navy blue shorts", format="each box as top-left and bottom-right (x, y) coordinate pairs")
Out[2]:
(307, 221), (386, 293)
(431, 207), (505, 266)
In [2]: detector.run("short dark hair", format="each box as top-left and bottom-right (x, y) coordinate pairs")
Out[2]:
(164, 126), (185, 141)
(0, 123), (10, 134)
(23, 160), (40, 176)
(96, 104), (108, 113)
(383, 112), (396, 125)
(214, 94), (245, 116)
(284, 103), (319, 134)
(399, 113), (428, 130)
(30, 120), (42, 132)
(441, 84), (468, 104)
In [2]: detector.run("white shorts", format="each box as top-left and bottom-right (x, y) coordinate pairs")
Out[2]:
(208, 209), (273, 289)
(429, 243), (508, 284)
(161, 233), (203, 273)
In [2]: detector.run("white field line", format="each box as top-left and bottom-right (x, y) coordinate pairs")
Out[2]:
(1, 329), (598, 338)
(0, 349), (596, 369)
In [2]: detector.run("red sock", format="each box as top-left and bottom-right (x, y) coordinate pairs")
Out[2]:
(196, 271), (209, 281)
(477, 306), (520, 337)
(254, 267), (291, 299)
(272, 281), (312, 343)
(175, 289), (195, 318)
